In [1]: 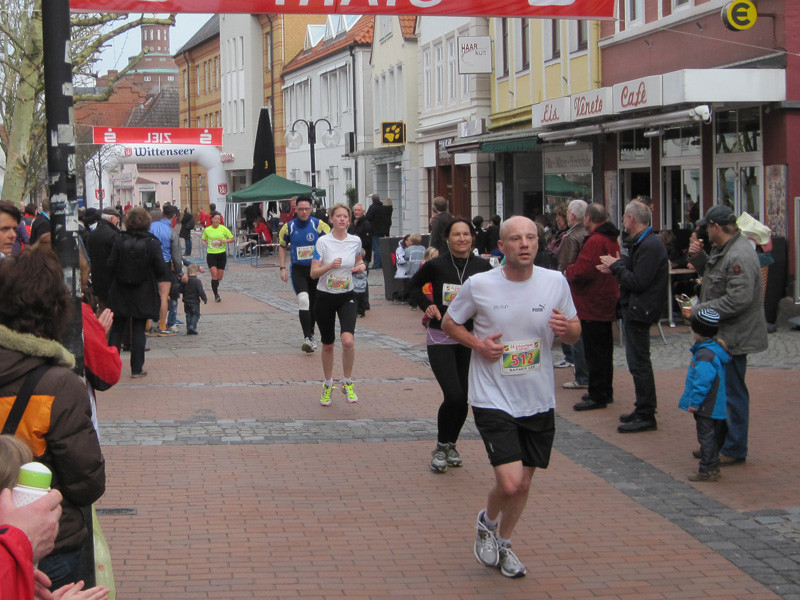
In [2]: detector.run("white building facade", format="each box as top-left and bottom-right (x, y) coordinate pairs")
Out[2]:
(283, 15), (374, 207)
(416, 17), (492, 226)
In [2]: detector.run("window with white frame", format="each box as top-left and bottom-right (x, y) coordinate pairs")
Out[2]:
(627, 0), (644, 25)
(500, 19), (510, 76)
(447, 39), (457, 103)
(673, 0), (690, 8)
(423, 49), (432, 109)
(546, 20), (561, 60)
(239, 36), (245, 67)
(196, 65), (201, 94)
(435, 43), (444, 106)
(396, 65), (404, 119)
(379, 15), (392, 40)
(240, 99), (245, 132)
(340, 65), (350, 113)
(266, 32), (273, 70)
(388, 68), (396, 119)
(519, 19), (530, 71)
(570, 20), (588, 52)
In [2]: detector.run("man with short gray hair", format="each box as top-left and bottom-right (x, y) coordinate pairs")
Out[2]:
(555, 199), (589, 389)
(599, 200), (668, 433)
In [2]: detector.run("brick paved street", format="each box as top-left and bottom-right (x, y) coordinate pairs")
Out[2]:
(95, 255), (800, 599)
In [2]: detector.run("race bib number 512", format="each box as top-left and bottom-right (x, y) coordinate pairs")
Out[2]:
(501, 339), (541, 375)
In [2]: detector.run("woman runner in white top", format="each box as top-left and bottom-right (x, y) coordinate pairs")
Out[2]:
(310, 203), (366, 406)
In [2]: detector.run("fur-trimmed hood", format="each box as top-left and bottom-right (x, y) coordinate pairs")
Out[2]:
(0, 325), (75, 387)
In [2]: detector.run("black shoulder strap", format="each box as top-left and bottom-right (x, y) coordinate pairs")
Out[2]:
(1, 364), (51, 436)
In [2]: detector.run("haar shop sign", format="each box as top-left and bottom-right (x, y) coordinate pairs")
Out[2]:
(571, 88), (612, 121)
(613, 76), (663, 113)
(71, 0), (617, 19)
(533, 97), (571, 128)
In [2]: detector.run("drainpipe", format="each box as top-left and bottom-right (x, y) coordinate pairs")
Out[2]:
(267, 15), (275, 141)
(350, 44), (359, 199)
(183, 51), (194, 212)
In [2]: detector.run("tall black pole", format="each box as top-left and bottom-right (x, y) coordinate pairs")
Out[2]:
(42, 0), (94, 587)
(41, 0), (83, 370)
(307, 120), (318, 196)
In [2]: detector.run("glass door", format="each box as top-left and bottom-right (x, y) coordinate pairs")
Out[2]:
(715, 163), (761, 221)
(664, 166), (701, 230)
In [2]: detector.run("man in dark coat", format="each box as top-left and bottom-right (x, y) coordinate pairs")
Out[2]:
(566, 203), (620, 411)
(28, 198), (51, 246)
(428, 196), (453, 255)
(365, 193), (388, 269)
(600, 200), (668, 433)
(86, 207), (122, 310)
(180, 207), (195, 256)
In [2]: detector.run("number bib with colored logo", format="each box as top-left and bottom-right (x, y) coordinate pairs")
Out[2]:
(327, 274), (351, 291)
(296, 245), (314, 261)
(501, 339), (541, 375)
(442, 283), (462, 306)
(211, 239), (222, 249)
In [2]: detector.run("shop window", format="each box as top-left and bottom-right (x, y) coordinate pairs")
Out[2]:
(661, 126), (701, 159)
(619, 129), (649, 162)
(715, 107), (760, 154)
(545, 173), (592, 212)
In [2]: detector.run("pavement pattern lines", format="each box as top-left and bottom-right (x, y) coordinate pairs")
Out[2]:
(96, 259), (800, 599)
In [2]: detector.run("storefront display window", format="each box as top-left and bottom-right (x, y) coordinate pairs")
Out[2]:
(715, 107), (760, 154)
(619, 128), (649, 162)
(716, 164), (761, 221)
(543, 148), (593, 214)
(661, 126), (700, 158)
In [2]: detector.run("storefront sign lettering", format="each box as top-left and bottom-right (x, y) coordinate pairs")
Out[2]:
(613, 76), (663, 113)
(571, 88), (612, 120)
(533, 97), (571, 128)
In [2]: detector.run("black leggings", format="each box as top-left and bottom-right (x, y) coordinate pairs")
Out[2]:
(427, 343), (471, 445)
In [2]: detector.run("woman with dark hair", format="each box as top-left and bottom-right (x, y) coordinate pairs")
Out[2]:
(410, 217), (492, 473)
(106, 207), (165, 378)
(0, 246), (105, 589)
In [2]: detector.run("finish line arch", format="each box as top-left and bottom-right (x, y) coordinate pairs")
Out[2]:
(87, 127), (230, 213)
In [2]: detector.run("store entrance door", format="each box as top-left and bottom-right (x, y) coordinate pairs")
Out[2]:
(619, 168), (650, 220)
(663, 166), (701, 230)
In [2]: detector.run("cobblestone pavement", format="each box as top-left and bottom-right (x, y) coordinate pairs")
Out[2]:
(97, 256), (800, 599)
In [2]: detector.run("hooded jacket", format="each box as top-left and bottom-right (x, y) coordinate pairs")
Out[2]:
(86, 218), (121, 300)
(0, 325), (105, 554)
(565, 221), (620, 322)
(679, 339), (730, 420)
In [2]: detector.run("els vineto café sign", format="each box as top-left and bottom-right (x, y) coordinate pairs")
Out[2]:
(71, 0), (616, 19)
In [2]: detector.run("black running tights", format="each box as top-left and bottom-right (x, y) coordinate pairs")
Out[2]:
(428, 343), (472, 445)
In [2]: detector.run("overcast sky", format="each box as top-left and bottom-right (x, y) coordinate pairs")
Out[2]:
(95, 13), (213, 75)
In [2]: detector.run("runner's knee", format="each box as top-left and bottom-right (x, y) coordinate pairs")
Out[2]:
(297, 291), (310, 311)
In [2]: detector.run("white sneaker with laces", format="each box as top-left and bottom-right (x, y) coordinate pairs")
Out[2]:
(474, 510), (499, 567)
(498, 544), (526, 578)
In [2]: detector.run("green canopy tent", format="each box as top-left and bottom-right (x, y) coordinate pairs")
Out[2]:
(225, 174), (314, 261)
(226, 173), (313, 203)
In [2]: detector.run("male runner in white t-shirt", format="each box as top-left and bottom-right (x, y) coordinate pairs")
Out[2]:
(442, 216), (580, 578)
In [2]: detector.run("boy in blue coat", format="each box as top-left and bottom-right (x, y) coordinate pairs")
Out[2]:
(679, 308), (730, 482)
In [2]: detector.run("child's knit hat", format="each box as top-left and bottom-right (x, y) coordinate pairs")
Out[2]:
(691, 308), (720, 338)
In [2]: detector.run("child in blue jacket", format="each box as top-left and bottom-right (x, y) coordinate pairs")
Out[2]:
(679, 308), (730, 482)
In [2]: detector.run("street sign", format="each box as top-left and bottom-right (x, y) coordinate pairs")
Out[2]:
(722, 0), (757, 31)
(381, 122), (406, 145)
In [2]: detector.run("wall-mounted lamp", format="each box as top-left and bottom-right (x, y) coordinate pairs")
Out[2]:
(564, 139), (579, 147)
(643, 128), (663, 138)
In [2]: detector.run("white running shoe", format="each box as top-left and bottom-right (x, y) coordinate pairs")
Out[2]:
(474, 510), (499, 567)
(302, 337), (314, 353)
(498, 544), (527, 578)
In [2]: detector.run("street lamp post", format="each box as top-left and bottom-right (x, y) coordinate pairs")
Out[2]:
(285, 118), (341, 197)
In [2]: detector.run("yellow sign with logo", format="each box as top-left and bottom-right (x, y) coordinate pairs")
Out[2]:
(381, 122), (406, 145)
(722, 0), (757, 31)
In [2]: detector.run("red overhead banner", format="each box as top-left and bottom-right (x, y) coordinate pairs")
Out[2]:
(71, 0), (616, 19)
(92, 127), (223, 146)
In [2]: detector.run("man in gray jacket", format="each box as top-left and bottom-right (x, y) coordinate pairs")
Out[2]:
(688, 205), (768, 466)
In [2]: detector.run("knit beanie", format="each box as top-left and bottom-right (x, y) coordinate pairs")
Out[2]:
(691, 308), (720, 338)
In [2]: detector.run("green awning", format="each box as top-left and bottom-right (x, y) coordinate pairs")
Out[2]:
(481, 138), (539, 153)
